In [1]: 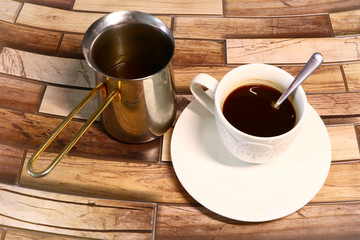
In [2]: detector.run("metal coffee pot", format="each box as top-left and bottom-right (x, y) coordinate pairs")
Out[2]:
(27, 11), (177, 177)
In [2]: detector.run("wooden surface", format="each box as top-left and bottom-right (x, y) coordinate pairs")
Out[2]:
(0, 1), (360, 239)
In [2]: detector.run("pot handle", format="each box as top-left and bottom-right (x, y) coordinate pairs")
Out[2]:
(27, 82), (120, 178)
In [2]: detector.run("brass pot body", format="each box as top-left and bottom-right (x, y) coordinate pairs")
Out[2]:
(27, 11), (176, 177)
(83, 11), (177, 143)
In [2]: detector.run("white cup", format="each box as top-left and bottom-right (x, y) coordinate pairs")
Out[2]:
(190, 64), (308, 164)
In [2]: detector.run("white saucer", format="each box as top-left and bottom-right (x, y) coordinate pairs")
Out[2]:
(171, 98), (331, 222)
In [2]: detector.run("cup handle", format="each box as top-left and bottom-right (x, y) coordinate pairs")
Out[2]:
(190, 73), (219, 115)
(27, 83), (120, 178)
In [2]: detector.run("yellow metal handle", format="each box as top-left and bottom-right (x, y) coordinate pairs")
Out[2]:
(27, 83), (120, 178)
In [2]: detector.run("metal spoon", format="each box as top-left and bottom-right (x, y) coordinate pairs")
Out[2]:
(273, 52), (323, 109)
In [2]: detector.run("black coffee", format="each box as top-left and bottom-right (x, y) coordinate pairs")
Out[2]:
(222, 84), (296, 137)
(92, 23), (174, 79)
(106, 60), (164, 79)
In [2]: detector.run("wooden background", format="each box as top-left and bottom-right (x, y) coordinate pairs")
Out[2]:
(1, 0), (360, 239)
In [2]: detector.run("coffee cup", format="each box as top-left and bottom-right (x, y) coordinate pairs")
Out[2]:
(190, 64), (308, 164)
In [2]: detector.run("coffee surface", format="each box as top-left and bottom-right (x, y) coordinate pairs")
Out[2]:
(222, 84), (296, 137)
(107, 60), (163, 79)
(93, 23), (173, 79)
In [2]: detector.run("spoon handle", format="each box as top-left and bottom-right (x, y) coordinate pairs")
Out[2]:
(274, 52), (323, 109)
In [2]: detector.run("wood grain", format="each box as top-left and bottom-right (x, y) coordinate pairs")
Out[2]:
(343, 63), (360, 91)
(174, 15), (332, 40)
(0, 48), (95, 88)
(39, 86), (99, 120)
(0, 183), (153, 240)
(156, 202), (360, 239)
(174, 39), (225, 66)
(16, 0), (75, 10)
(173, 65), (345, 93)
(4, 230), (80, 240)
(330, 9), (360, 36)
(174, 66), (233, 93)
(156, 16), (172, 29)
(327, 125), (360, 161)
(324, 116), (360, 125)
(58, 33), (84, 59)
(73, 0), (223, 15)
(314, 162), (360, 202)
(224, 0), (360, 17)
(308, 92), (360, 117)
(0, 1), (359, 238)
(20, 150), (193, 203)
(0, 21), (61, 55)
(226, 37), (360, 64)
(17, 3), (105, 33)
(0, 108), (161, 161)
(161, 128), (173, 162)
(17, 3), (173, 33)
(174, 95), (195, 121)
(0, 144), (24, 185)
(0, 0), (22, 23)
(282, 65), (345, 93)
(0, 75), (45, 112)
(356, 126), (360, 148)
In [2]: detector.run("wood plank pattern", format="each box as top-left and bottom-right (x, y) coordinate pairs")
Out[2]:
(0, 144), (24, 185)
(226, 37), (360, 64)
(20, 150), (193, 203)
(0, 21), (61, 55)
(16, 3), (105, 33)
(308, 92), (360, 117)
(0, 48), (95, 88)
(343, 63), (360, 91)
(328, 125), (360, 161)
(73, 0), (223, 15)
(4, 230), (81, 240)
(323, 116), (360, 125)
(0, 184), (153, 240)
(1, 1), (360, 238)
(39, 86), (98, 120)
(313, 162), (360, 202)
(174, 39), (225, 66)
(224, 0), (360, 17)
(173, 65), (345, 93)
(356, 126), (360, 148)
(17, 3), (173, 33)
(17, 0), (75, 10)
(19, 129), (360, 204)
(330, 9), (360, 36)
(161, 128), (173, 162)
(174, 15), (332, 40)
(155, 202), (360, 239)
(174, 95), (195, 121)
(0, 75), (45, 112)
(0, 108), (161, 161)
(282, 65), (346, 93)
(174, 66), (233, 93)
(58, 34), (84, 59)
(0, 0), (23, 23)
